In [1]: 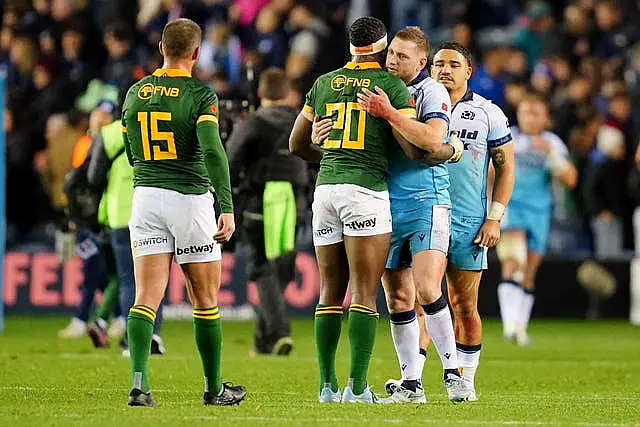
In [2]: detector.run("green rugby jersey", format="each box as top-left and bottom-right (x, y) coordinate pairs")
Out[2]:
(302, 61), (416, 191)
(122, 68), (233, 212)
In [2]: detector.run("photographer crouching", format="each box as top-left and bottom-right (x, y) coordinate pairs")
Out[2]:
(227, 68), (308, 356)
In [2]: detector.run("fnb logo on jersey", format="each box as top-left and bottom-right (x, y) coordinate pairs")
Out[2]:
(137, 83), (180, 100)
(132, 236), (168, 248)
(345, 217), (377, 230)
(176, 243), (217, 256)
(330, 75), (371, 91)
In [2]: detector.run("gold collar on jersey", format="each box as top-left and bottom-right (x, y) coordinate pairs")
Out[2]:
(343, 62), (382, 70)
(152, 68), (192, 78)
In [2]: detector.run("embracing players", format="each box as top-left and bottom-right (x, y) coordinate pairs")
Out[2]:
(357, 29), (471, 403)
(355, 40), (515, 402)
(289, 16), (417, 404)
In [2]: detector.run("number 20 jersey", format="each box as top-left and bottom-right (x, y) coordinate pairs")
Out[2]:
(122, 68), (220, 195)
(302, 62), (416, 192)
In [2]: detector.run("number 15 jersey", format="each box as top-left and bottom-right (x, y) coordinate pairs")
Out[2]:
(122, 68), (221, 195)
(302, 61), (416, 192)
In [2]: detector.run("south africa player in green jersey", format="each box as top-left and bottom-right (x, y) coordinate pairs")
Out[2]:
(121, 18), (246, 407)
(289, 16), (416, 404)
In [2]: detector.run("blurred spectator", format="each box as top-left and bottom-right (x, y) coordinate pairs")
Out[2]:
(60, 20), (93, 99)
(469, 45), (507, 106)
(530, 61), (554, 97)
(91, 0), (138, 34)
(450, 22), (479, 60)
(7, 35), (37, 103)
(559, 4), (592, 66)
(390, 0), (434, 34)
(583, 92), (633, 259)
(21, 0), (54, 38)
(5, 101), (53, 243)
(285, 4), (329, 86)
(29, 58), (70, 148)
(197, 21), (242, 85)
(514, 1), (560, 67)
(230, 0), (270, 45)
(550, 72), (594, 142)
(593, 0), (633, 60)
(630, 142), (640, 255)
(625, 43), (640, 130)
(253, 5), (288, 68)
(102, 21), (139, 93)
(270, 0), (294, 15)
(40, 112), (86, 216)
(230, 0), (270, 27)
(503, 48), (527, 82)
(502, 78), (528, 125)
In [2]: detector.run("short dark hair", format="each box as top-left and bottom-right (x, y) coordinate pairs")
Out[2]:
(395, 26), (429, 55)
(437, 41), (473, 66)
(349, 16), (386, 50)
(259, 67), (290, 101)
(161, 18), (202, 59)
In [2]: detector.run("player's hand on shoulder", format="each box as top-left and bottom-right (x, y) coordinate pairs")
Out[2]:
(448, 131), (464, 163)
(357, 86), (392, 120)
(312, 115), (332, 146)
(214, 213), (235, 244)
(473, 219), (501, 248)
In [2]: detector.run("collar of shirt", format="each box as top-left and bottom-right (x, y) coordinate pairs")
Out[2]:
(408, 69), (429, 87)
(460, 88), (474, 103)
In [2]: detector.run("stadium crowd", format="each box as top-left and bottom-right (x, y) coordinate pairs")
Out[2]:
(3, 0), (640, 259)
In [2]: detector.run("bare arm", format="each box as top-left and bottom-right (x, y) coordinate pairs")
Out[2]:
(358, 86), (446, 152)
(473, 141), (515, 248)
(392, 129), (463, 165)
(489, 141), (515, 207)
(289, 113), (323, 163)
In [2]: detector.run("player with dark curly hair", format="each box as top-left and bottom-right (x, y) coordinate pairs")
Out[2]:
(289, 16), (417, 404)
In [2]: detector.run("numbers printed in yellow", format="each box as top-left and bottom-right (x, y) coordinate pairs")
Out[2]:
(323, 102), (366, 150)
(138, 111), (177, 160)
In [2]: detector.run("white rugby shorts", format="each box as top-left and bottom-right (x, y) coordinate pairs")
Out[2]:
(129, 186), (221, 264)
(312, 183), (392, 246)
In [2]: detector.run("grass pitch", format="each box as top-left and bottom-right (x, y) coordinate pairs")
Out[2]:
(0, 317), (639, 426)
